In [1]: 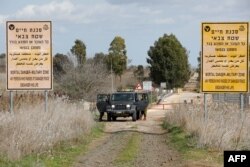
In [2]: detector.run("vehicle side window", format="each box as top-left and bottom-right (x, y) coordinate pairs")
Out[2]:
(139, 94), (143, 101)
(106, 95), (110, 103)
(136, 94), (139, 100)
(142, 93), (148, 101)
(97, 94), (108, 102)
(137, 93), (146, 101)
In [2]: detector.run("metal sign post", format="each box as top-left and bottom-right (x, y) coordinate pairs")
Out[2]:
(45, 91), (48, 112)
(9, 91), (13, 113)
(240, 93), (244, 121)
(204, 93), (207, 121)
(111, 57), (114, 92)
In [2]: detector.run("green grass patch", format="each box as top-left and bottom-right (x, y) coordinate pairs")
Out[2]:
(0, 122), (105, 167)
(114, 133), (141, 167)
(163, 121), (223, 165)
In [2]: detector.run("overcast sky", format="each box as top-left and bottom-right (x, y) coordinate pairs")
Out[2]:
(0, 0), (249, 67)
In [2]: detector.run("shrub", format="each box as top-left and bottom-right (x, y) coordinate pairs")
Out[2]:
(165, 101), (250, 150)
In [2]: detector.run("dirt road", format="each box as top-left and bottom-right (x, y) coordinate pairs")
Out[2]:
(73, 92), (203, 167)
(73, 103), (184, 167)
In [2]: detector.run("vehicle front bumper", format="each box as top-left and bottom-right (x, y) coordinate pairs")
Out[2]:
(107, 109), (136, 117)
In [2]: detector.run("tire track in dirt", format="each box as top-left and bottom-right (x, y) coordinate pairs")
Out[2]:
(132, 133), (182, 167)
(74, 132), (134, 167)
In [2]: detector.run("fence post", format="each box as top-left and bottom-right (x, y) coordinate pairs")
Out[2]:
(204, 93), (207, 121)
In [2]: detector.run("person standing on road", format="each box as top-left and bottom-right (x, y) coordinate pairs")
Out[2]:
(142, 107), (147, 120)
(140, 93), (148, 120)
(96, 94), (109, 121)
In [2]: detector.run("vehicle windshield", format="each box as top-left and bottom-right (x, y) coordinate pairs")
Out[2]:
(111, 93), (134, 101)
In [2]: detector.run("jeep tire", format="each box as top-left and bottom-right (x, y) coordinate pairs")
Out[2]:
(107, 113), (112, 121)
(132, 111), (137, 121)
(136, 110), (141, 120)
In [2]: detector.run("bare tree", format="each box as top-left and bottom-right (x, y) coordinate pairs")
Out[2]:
(55, 59), (111, 101)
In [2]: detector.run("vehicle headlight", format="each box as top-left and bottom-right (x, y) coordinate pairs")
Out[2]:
(126, 104), (131, 108)
(111, 105), (115, 108)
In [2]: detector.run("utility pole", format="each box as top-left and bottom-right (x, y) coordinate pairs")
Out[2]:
(111, 57), (114, 92)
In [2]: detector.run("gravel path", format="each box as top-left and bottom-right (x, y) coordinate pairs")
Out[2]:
(74, 131), (183, 167)
(73, 104), (185, 167)
(132, 133), (183, 167)
(74, 132), (134, 167)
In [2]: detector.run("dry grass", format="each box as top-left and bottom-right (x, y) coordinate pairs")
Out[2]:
(0, 97), (95, 160)
(165, 100), (250, 150)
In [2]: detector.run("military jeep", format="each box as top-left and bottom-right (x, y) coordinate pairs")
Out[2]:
(106, 91), (149, 122)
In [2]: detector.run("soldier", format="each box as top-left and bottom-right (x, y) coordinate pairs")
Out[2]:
(140, 94), (148, 120)
(96, 94), (109, 121)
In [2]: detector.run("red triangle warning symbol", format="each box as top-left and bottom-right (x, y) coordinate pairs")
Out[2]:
(135, 83), (142, 90)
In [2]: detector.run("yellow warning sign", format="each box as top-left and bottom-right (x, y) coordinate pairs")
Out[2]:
(201, 22), (249, 92)
(6, 21), (52, 90)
